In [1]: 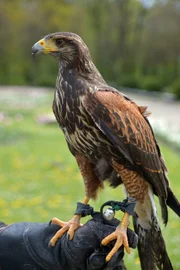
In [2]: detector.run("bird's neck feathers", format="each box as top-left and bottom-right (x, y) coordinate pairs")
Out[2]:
(59, 50), (106, 85)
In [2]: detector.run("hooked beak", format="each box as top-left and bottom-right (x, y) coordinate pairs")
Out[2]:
(32, 39), (45, 57)
(32, 38), (58, 57)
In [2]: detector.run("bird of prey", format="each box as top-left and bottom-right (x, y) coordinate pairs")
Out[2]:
(32, 32), (180, 269)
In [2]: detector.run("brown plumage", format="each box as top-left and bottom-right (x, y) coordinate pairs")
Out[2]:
(32, 32), (180, 270)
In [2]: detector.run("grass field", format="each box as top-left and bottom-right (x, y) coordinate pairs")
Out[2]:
(0, 88), (180, 269)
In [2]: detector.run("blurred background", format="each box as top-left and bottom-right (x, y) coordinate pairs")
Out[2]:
(0, 0), (180, 269)
(0, 0), (180, 94)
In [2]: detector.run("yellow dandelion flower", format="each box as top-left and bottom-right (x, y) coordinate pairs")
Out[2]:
(35, 206), (49, 218)
(135, 257), (140, 265)
(13, 157), (23, 169)
(12, 199), (25, 209)
(0, 198), (7, 208)
(1, 208), (11, 217)
(27, 196), (42, 207)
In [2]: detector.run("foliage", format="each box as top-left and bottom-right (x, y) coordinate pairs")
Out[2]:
(0, 89), (180, 269)
(170, 80), (180, 99)
(0, 0), (180, 97)
(120, 74), (141, 89)
(141, 75), (162, 91)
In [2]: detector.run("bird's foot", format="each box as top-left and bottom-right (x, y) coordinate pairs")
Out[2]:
(101, 224), (130, 262)
(50, 215), (82, 246)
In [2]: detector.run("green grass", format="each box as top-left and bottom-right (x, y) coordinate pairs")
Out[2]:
(0, 89), (179, 269)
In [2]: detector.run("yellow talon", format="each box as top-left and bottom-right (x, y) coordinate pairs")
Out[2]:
(102, 212), (131, 261)
(50, 215), (82, 246)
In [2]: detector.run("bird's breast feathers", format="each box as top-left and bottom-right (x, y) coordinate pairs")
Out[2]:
(53, 84), (102, 155)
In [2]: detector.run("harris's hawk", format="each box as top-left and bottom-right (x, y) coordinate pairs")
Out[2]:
(32, 32), (180, 270)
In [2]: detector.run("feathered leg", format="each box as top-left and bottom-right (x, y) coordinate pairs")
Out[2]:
(133, 187), (173, 270)
(50, 153), (103, 246)
(101, 160), (149, 261)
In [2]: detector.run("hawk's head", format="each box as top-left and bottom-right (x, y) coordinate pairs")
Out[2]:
(32, 32), (90, 67)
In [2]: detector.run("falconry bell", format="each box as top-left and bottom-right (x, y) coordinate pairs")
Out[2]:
(103, 208), (115, 221)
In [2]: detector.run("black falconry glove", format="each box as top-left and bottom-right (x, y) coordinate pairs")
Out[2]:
(0, 208), (138, 270)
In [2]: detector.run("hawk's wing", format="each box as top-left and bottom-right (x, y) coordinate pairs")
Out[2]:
(84, 89), (168, 203)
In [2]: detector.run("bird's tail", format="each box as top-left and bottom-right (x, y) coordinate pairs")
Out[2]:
(167, 186), (180, 217)
(133, 188), (173, 270)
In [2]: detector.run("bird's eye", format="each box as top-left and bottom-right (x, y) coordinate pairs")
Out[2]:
(56, 39), (63, 46)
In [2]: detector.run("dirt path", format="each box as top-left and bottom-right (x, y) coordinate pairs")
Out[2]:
(126, 91), (180, 128)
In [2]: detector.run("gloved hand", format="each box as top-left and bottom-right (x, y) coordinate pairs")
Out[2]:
(59, 212), (138, 270)
(0, 213), (137, 270)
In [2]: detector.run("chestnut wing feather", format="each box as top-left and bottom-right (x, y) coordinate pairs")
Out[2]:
(84, 89), (167, 199)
